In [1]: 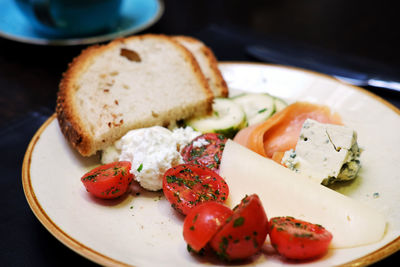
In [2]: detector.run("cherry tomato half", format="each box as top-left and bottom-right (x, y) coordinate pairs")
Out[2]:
(210, 194), (269, 261)
(183, 202), (233, 252)
(162, 164), (229, 215)
(181, 133), (227, 172)
(269, 216), (333, 260)
(81, 161), (134, 199)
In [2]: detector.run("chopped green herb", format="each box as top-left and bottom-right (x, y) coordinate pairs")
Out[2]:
(111, 189), (120, 194)
(137, 163), (143, 172)
(82, 174), (98, 181)
(166, 175), (197, 188)
(214, 154), (220, 164)
(217, 134), (225, 141)
(180, 168), (193, 173)
(216, 237), (229, 261)
(190, 146), (205, 158)
(206, 163), (215, 169)
(193, 213), (199, 223)
(187, 244), (205, 256)
(233, 217), (245, 227)
(294, 233), (313, 238)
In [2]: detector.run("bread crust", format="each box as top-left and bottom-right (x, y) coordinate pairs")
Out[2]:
(165, 34), (214, 103)
(201, 45), (229, 97)
(173, 36), (229, 97)
(57, 44), (105, 156)
(56, 34), (214, 156)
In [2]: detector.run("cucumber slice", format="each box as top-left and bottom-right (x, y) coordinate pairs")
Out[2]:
(274, 97), (288, 113)
(186, 98), (246, 138)
(232, 93), (275, 126)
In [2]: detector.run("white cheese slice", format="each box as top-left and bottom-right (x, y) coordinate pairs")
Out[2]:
(220, 140), (386, 248)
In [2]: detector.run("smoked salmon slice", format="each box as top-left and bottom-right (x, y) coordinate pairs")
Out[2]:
(233, 102), (342, 161)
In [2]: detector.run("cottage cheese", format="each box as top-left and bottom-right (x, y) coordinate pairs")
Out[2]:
(101, 126), (201, 191)
(192, 138), (210, 148)
(282, 119), (362, 185)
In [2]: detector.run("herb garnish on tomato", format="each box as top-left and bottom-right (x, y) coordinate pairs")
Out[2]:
(210, 194), (269, 261)
(181, 133), (227, 172)
(269, 216), (333, 260)
(81, 161), (134, 199)
(162, 164), (229, 215)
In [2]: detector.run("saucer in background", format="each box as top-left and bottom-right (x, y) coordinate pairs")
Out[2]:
(0, 0), (164, 45)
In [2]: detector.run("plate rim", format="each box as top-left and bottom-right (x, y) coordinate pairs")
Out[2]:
(22, 113), (128, 266)
(22, 62), (400, 266)
(0, 0), (164, 46)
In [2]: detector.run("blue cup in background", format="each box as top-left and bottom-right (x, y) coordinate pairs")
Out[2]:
(14, 0), (123, 37)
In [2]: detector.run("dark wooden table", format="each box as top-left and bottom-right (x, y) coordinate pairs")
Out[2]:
(1, 0), (399, 266)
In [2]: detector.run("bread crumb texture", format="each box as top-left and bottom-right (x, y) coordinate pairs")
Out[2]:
(56, 34), (215, 156)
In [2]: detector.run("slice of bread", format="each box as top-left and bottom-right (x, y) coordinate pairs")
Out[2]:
(173, 36), (228, 97)
(56, 34), (214, 156)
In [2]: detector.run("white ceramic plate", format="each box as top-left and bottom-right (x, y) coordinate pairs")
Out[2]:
(23, 63), (400, 266)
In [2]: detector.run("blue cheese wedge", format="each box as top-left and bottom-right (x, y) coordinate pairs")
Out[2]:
(282, 119), (361, 185)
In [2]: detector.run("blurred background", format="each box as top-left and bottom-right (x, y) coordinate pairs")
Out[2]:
(1, 0), (399, 266)
(160, 0), (400, 68)
(1, 0), (400, 128)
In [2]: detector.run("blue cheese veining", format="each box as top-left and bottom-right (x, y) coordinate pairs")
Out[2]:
(282, 119), (362, 185)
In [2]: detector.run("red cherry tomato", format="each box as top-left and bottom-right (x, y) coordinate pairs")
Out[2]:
(181, 133), (227, 172)
(162, 164), (229, 215)
(183, 202), (233, 252)
(269, 216), (333, 260)
(81, 161), (133, 199)
(210, 194), (269, 261)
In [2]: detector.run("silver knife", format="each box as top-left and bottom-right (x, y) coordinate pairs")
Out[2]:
(246, 45), (400, 93)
